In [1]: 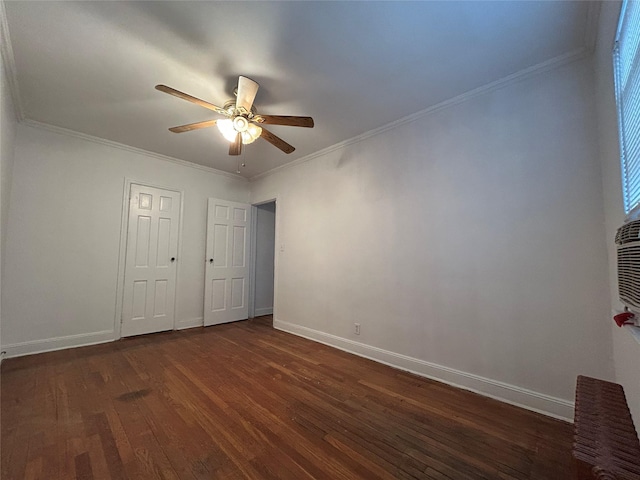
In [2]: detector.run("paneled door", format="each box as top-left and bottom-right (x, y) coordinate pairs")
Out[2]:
(204, 198), (251, 326)
(121, 184), (181, 337)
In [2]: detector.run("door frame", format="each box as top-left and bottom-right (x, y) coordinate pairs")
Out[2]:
(248, 196), (279, 319)
(114, 178), (185, 339)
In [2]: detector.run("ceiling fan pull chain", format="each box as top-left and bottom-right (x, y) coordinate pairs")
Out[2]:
(238, 147), (246, 173)
(236, 147), (246, 173)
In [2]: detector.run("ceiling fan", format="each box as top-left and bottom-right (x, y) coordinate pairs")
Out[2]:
(155, 76), (314, 156)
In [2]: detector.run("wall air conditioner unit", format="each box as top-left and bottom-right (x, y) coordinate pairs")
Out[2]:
(615, 219), (640, 326)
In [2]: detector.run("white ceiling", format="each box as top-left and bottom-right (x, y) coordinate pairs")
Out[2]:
(4, 1), (595, 178)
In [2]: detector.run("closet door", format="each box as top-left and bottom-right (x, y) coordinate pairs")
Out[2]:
(204, 198), (251, 326)
(122, 184), (180, 337)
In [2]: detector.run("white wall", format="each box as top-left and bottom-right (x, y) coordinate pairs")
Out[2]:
(251, 57), (614, 419)
(254, 201), (275, 316)
(0, 49), (18, 357)
(593, 0), (640, 429)
(1, 124), (249, 356)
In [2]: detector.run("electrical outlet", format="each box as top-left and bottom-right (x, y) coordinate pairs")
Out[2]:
(354, 323), (361, 335)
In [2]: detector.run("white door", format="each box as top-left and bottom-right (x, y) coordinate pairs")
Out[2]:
(122, 184), (181, 337)
(204, 198), (251, 326)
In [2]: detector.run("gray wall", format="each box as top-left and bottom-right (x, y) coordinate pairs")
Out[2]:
(252, 57), (614, 419)
(1, 50), (18, 359)
(2, 124), (249, 356)
(254, 202), (275, 316)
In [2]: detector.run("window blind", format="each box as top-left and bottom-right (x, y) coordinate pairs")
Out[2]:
(614, 0), (640, 215)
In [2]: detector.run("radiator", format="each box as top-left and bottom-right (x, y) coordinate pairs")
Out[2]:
(573, 376), (640, 479)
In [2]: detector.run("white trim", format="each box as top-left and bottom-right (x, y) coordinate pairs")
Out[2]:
(2, 330), (115, 359)
(2, 2), (589, 187)
(274, 319), (574, 421)
(273, 199), (280, 322)
(250, 47), (590, 182)
(1, 0), (592, 185)
(113, 179), (131, 339)
(0, 0), (24, 122)
(625, 202), (640, 222)
(176, 317), (204, 330)
(115, 179), (185, 339)
(624, 324), (640, 344)
(248, 205), (258, 318)
(20, 119), (246, 181)
(615, 0), (629, 43)
(254, 307), (273, 317)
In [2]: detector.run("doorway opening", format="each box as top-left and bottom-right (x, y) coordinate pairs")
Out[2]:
(250, 200), (276, 322)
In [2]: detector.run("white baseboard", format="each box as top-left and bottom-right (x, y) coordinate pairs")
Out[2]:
(2, 330), (116, 359)
(254, 307), (273, 317)
(176, 317), (204, 330)
(2, 316), (206, 359)
(273, 319), (574, 422)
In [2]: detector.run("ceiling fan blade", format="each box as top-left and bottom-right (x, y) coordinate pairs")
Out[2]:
(168, 119), (218, 133)
(236, 76), (259, 112)
(229, 132), (242, 156)
(260, 127), (295, 154)
(155, 85), (227, 115)
(259, 115), (314, 128)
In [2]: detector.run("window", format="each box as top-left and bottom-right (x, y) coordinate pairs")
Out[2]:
(614, 0), (640, 215)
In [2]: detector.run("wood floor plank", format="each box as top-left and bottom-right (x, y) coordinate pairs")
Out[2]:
(1, 316), (575, 479)
(74, 452), (93, 480)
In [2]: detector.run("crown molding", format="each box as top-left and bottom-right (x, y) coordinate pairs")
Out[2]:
(21, 119), (247, 181)
(2, 0), (593, 184)
(250, 47), (590, 182)
(0, 0), (24, 122)
(1, 0), (242, 181)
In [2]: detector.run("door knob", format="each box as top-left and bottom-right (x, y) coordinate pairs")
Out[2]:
(171, 257), (176, 262)
(209, 258), (214, 263)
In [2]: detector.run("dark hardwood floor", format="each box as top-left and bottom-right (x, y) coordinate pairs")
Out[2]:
(1, 316), (574, 479)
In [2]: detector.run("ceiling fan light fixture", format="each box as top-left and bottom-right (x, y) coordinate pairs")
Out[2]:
(217, 117), (262, 144)
(216, 118), (237, 142)
(243, 123), (262, 144)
